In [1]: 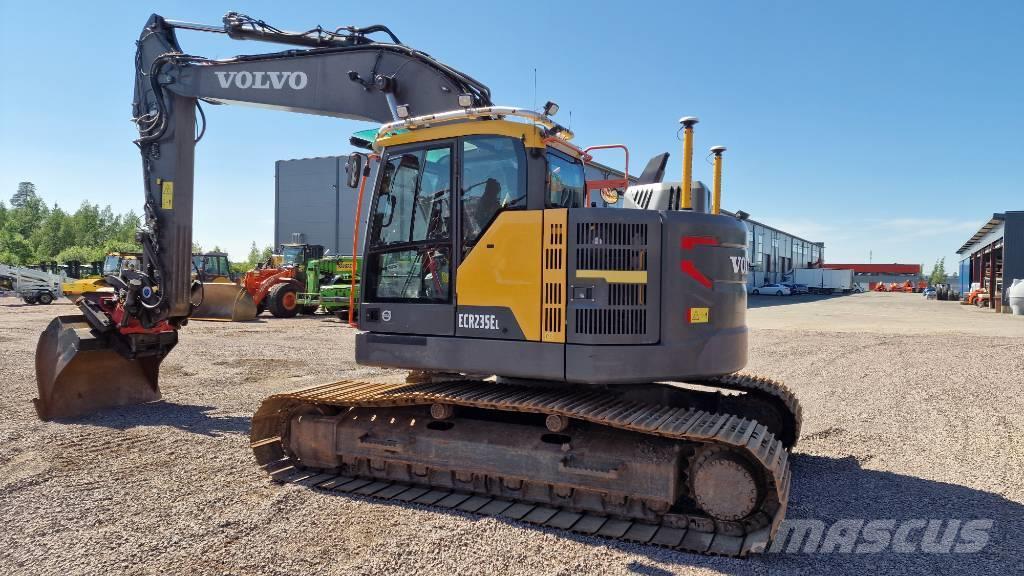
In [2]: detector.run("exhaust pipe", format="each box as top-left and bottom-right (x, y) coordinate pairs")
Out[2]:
(678, 116), (699, 210)
(710, 145), (726, 215)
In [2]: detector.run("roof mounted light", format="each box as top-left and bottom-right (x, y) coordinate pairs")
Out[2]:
(458, 93), (473, 108)
(543, 100), (559, 116)
(396, 104), (410, 119)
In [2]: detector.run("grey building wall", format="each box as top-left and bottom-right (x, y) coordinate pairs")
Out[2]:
(1005, 212), (1024, 305)
(275, 156), (375, 256)
(956, 211), (1022, 306)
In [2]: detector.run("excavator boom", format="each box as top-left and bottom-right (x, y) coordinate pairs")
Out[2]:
(34, 12), (492, 419)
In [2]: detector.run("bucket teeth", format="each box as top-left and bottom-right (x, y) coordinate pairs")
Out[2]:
(34, 315), (169, 421)
(190, 283), (257, 322)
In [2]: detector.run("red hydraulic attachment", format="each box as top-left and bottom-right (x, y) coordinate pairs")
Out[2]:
(91, 294), (176, 336)
(582, 144), (629, 207)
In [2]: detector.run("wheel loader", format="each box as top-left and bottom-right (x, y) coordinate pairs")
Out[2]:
(241, 242), (324, 318)
(188, 251), (259, 322)
(60, 260), (105, 296)
(33, 13), (801, 557)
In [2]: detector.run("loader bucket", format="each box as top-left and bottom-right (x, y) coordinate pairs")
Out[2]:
(34, 315), (163, 421)
(190, 282), (257, 322)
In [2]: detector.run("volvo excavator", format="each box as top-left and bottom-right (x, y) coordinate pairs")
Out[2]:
(33, 13), (801, 556)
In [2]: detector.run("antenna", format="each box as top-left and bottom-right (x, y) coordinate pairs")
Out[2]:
(533, 67), (537, 111)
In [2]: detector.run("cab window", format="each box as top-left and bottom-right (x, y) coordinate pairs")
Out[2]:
(281, 245), (304, 266)
(460, 136), (526, 250)
(102, 255), (121, 276)
(546, 149), (586, 208)
(366, 143), (453, 302)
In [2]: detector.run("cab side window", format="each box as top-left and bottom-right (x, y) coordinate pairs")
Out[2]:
(546, 150), (586, 208)
(460, 136), (526, 252)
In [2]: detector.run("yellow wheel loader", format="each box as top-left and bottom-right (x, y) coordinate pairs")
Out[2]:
(34, 13), (801, 557)
(189, 251), (257, 322)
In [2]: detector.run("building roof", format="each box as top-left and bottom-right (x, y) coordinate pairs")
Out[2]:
(957, 213), (1005, 255)
(719, 209), (824, 247)
(822, 263), (920, 275)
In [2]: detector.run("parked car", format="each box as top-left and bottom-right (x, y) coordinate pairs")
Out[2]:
(922, 287), (936, 298)
(782, 283), (809, 295)
(751, 283), (791, 296)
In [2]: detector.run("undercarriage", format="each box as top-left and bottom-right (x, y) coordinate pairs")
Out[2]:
(252, 374), (800, 557)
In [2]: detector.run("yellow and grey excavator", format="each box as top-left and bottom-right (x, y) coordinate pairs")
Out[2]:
(34, 13), (801, 556)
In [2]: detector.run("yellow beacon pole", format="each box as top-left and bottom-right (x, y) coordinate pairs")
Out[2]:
(710, 145), (726, 215)
(679, 116), (698, 210)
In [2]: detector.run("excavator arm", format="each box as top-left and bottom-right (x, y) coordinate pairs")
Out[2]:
(34, 12), (492, 420)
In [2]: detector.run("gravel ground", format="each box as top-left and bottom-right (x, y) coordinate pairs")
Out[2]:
(1, 292), (1022, 575)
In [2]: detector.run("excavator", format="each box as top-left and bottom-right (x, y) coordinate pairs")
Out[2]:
(33, 13), (801, 556)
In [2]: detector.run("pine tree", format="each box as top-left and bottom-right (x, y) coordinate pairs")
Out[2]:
(11, 182), (37, 208)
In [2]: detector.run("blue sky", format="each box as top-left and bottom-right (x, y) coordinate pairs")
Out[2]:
(1, 1), (1021, 270)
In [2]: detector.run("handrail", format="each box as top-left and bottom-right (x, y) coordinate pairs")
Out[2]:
(377, 106), (574, 142)
(581, 144), (629, 207)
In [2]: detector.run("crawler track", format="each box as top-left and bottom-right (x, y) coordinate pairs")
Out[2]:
(251, 377), (798, 557)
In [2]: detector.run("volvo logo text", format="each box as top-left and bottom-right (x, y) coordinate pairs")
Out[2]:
(214, 71), (309, 90)
(730, 256), (751, 275)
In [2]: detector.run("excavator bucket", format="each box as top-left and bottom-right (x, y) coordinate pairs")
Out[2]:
(190, 282), (257, 322)
(34, 315), (164, 421)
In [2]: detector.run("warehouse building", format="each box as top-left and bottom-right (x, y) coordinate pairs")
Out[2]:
(734, 214), (824, 287)
(956, 211), (1024, 312)
(274, 156), (375, 256)
(275, 155), (826, 287)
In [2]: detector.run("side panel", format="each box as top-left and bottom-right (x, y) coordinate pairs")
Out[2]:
(566, 211), (748, 384)
(566, 209), (661, 345)
(542, 209), (568, 343)
(455, 211), (542, 340)
(355, 332), (564, 380)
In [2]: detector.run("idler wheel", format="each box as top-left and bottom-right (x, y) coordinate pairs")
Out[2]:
(690, 449), (761, 521)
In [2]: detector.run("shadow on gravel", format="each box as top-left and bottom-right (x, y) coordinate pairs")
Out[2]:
(747, 293), (853, 309)
(306, 452), (1022, 575)
(70, 401), (251, 437)
(626, 454), (1023, 575)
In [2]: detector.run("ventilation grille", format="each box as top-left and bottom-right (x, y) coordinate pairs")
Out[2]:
(576, 222), (648, 272)
(631, 188), (654, 209)
(608, 283), (646, 306)
(575, 308), (647, 335)
(577, 222), (647, 245)
(542, 214), (567, 343)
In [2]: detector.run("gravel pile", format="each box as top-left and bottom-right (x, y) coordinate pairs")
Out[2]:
(1, 293), (1021, 575)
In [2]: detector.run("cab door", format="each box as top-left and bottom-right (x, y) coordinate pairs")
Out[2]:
(359, 140), (456, 335)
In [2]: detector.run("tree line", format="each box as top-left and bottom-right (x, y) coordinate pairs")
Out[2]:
(1, 182), (272, 273)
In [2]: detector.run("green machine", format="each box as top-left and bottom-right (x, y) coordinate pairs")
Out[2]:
(296, 256), (361, 318)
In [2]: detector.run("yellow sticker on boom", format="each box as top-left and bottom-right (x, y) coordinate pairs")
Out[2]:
(689, 307), (709, 323)
(161, 181), (174, 210)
